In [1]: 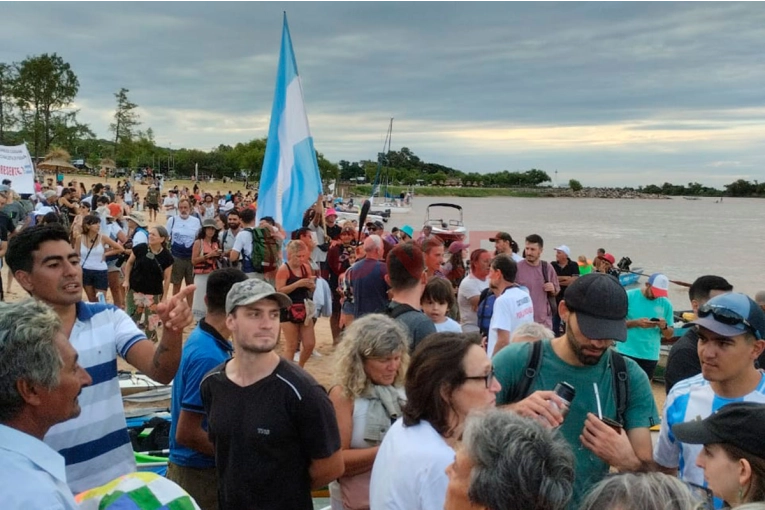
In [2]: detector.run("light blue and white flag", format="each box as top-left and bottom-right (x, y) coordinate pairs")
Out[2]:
(257, 13), (322, 233)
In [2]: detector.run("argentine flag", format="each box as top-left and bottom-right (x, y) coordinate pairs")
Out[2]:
(257, 14), (322, 233)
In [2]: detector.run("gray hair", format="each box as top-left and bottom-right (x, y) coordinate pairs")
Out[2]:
(510, 322), (555, 343)
(579, 472), (704, 510)
(333, 313), (410, 399)
(364, 234), (383, 253)
(462, 409), (575, 510)
(0, 299), (64, 422)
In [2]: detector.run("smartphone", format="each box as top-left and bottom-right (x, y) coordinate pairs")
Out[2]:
(650, 318), (660, 322)
(600, 417), (623, 432)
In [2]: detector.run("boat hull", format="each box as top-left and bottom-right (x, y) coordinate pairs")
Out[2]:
(618, 268), (643, 287)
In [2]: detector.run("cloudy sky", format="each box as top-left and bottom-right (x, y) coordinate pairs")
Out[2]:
(3, 2), (765, 187)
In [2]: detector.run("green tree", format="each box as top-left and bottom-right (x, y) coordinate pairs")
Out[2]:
(0, 62), (18, 145)
(110, 88), (141, 161)
(12, 53), (79, 159)
(569, 179), (583, 192)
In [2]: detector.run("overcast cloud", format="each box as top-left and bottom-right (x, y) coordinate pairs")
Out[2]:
(3, 2), (765, 187)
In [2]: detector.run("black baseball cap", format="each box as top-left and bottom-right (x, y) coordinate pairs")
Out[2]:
(563, 273), (628, 341)
(489, 232), (513, 243)
(673, 402), (765, 459)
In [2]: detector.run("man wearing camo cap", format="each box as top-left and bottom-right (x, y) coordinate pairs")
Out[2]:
(200, 278), (343, 510)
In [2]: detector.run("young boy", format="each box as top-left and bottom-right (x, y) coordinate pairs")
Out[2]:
(421, 277), (462, 333)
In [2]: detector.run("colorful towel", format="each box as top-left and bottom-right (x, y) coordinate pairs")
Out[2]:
(75, 472), (200, 510)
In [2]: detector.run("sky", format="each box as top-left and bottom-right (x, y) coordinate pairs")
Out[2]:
(2, 2), (765, 187)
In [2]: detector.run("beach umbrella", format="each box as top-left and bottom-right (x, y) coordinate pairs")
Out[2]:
(100, 158), (116, 169)
(37, 148), (78, 172)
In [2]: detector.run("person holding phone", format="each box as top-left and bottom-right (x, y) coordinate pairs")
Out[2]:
(191, 219), (223, 321)
(493, 273), (659, 509)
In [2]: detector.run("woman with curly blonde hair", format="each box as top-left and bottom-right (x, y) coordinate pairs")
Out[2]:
(328, 314), (410, 510)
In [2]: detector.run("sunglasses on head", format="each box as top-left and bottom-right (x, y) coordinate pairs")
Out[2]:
(697, 303), (761, 340)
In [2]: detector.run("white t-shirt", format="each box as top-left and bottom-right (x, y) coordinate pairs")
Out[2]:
(166, 215), (201, 258)
(487, 286), (534, 357)
(369, 418), (454, 510)
(434, 317), (463, 333)
(232, 228), (255, 270)
(654, 373), (765, 491)
(163, 196), (178, 217)
(308, 222), (327, 263)
(132, 228), (148, 247)
(457, 273), (489, 333)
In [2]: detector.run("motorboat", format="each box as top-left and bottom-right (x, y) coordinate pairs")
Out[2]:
(424, 203), (467, 245)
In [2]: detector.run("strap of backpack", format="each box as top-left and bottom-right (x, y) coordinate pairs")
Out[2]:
(508, 340), (543, 403)
(541, 260), (549, 283)
(610, 350), (629, 427)
(388, 303), (417, 319)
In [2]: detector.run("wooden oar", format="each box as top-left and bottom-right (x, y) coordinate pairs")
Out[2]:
(357, 199), (371, 245)
(620, 269), (692, 288)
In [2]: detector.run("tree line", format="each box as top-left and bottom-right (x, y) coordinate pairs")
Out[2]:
(1, 53), (762, 197)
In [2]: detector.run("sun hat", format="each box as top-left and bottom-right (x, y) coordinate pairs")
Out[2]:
(554, 245), (571, 258)
(688, 292), (765, 340)
(400, 225), (414, 239)
(127, 212), (148, 228)
(563, 273), (628, 341)
(202, 218), (220, 229)
(489, 232), (513, 243)
(646, 273), (670, 298)
(225, 279), (292, 314)
(449, 241), (470, 254)
(673, 402), (765, 459)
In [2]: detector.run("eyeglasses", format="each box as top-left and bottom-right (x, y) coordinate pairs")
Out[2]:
(698, 304), (761, 339)
(463, 367), (495, 388)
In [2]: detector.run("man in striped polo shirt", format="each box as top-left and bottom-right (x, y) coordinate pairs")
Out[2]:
(654, 292), (765, 508)
(6, 224), (195, 494)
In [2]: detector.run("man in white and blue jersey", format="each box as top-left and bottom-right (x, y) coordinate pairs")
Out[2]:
(654, 292), (765, 508)
(5, 224), (195, 494)
(167, 267), (247, 510)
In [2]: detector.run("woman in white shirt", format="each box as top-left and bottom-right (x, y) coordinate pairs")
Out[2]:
(71, 214), (125, 302)
(328, 314), (410, 510)
(369, 333), (500, 510)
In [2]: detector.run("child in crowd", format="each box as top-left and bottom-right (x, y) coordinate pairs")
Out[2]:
(578, 254), (594, 275)
(421, 276), (462, 333)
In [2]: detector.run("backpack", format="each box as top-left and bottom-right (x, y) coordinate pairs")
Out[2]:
(244, 227), (281, 273)
(507, 341), (630, 426)
(385, 302), (417, 319)
(476, 287), (496, 337)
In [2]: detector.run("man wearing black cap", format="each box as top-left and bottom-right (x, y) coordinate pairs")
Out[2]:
(494, 273), (659, 507)
(489, 231), (522, 262)
(653, 292), (765, 493)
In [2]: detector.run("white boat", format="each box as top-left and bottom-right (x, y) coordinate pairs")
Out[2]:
(119, 371), (172, 401)
(424, 203), (467, 244)
(368, 118), (413, 215)
(336, 210), (386, 226)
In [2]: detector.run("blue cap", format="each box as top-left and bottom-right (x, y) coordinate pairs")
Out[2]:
(689, 292), (765, 340)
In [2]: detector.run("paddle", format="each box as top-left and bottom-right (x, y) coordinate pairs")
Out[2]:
(620, 269), (692, 288)
(357, 199), (371, 245)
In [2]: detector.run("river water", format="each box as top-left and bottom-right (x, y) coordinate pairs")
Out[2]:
(385, 196), (765, 310)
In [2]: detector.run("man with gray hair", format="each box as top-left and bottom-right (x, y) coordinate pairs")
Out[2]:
(444, 409), (575, 510)
(0, 299), (92, 508)
(348, 234), (390, 319)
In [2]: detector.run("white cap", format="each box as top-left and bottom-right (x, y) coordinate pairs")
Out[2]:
(554, 245), (571, 257)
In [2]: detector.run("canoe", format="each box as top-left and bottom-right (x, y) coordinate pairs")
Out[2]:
(618, 268), (643, 287)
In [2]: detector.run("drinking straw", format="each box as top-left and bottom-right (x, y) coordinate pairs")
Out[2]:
(593, 382), (603, 419)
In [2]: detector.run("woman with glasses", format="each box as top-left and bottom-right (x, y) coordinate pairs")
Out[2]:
(328, 314), (410, 510)
(122, 226), (174, 341)
(370, 332), (500, 510)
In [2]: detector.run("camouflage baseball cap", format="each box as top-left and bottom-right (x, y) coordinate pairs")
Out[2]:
(225, 278), (292, 314)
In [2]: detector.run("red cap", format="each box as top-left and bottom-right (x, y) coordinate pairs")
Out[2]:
(603, 253), (616, 264)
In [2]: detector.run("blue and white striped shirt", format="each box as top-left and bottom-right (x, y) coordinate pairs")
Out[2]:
(654, 372), (765, 507)
(44, 302), (146, 494)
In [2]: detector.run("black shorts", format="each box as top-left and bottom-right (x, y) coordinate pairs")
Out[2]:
(82, 268), (108, 290)
(147, 203), (159, 211)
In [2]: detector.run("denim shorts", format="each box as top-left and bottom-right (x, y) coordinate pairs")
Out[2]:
(82, 268), (109, 290)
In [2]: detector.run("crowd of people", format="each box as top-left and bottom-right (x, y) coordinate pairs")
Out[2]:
(2, 174), (765, 510)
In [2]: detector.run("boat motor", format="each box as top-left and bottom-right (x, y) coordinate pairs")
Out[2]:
(617, 257), (632, 272)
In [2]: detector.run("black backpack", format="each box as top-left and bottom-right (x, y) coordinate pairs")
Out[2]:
(507, 341), (630, 426)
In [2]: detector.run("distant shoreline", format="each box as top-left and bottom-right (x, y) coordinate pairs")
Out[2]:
(347, 185), (678, 199)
